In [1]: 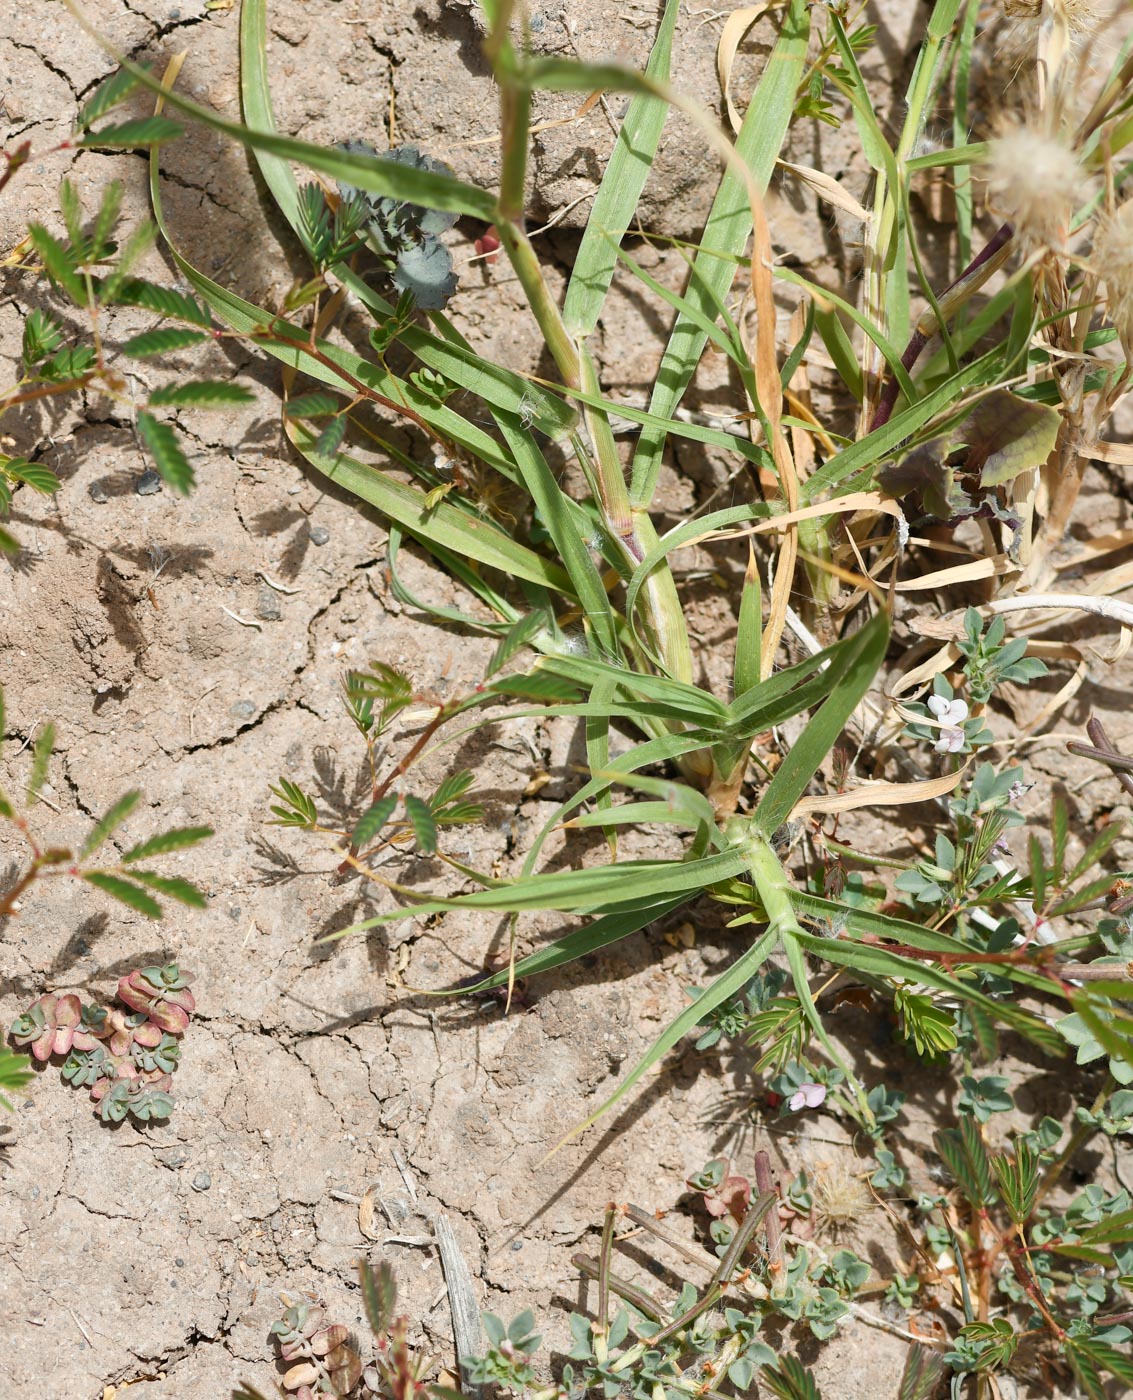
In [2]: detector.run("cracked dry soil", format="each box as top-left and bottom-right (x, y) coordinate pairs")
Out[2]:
(2, 3), (1131, 1399)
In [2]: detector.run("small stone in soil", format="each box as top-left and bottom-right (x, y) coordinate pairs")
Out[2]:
(309, 524), (330, 546)
(135, 469), (163, 496)
(230, 699), (257, 719)
(88, 481), (109, 503)
(256, 585), (282, 621)
(192, 1171), (212, 1192)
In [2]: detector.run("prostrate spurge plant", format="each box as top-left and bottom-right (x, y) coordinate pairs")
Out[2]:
(51, 0), (1133, 1388)
(0, 682), (210, 1113)
(10, 964), (195, 1123)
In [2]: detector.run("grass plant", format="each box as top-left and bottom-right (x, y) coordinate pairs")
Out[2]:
(23, 0), (1133, 1389)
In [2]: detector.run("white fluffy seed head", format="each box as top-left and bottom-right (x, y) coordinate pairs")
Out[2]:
(1093, 199), (1133, 354)
(1005, 0), (1099, 38)
(986, 125), (1084, 251)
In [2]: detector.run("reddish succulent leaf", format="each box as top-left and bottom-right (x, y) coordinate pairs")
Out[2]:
(144, 1001), (191, 1034)
(54, 994), (81, 1030)
(282, 1362), (319, 1390)
(133, 1021), (164, 1048)
(328, 1344), (363, 1392)
(311, 1324), (349, 1356)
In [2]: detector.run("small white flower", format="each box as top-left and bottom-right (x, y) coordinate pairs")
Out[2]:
(927, 695), (969, 726)
(934, 727), (966, 755)
(789, 1082), (827, 1113)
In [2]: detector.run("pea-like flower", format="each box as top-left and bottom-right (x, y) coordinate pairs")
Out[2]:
(789, 1082), (827, 1113)
(928, 695), (969, 754)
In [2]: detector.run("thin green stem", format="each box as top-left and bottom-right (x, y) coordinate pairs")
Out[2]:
(740, 825), (875, 1129)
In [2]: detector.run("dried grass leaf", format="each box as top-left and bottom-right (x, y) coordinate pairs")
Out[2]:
(717, 5), (776, 134)
(790, 760), (969, 818)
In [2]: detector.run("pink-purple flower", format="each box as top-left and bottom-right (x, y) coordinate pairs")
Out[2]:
(789, 1082), (827, 1113)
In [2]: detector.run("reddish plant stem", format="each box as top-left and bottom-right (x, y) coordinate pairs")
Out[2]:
(869, 221), (1015, 432)
(753, 1150), (783, 1275)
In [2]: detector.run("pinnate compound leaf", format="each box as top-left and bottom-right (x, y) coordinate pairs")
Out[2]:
(122, 327), (211, 357)
(35, 346), (96, 381)
(934, 1117), (995, 1207)
(78, 117), (184, 148)
(148, 382), (253, 409)
(898, 1344), (946, 1400)
(76, 67), (142, 129)
(284, 392), (341, 418)
(4, 461), (60, 495)
(121, 825), (213, 862)
(128, 872), (207, 908)
(760, 1355), (822, 1400)
(314, 413), (347, 459)
(403, 793), (437, 854)
(352, 794), (398, 848)
(81, 872), (163, 919)
(21, 309), (64, 367)
(268, 778), (318, 828)
(487, 610), (548, 677)
(136, 412), (195, 494)
(81, 790), (142, 857)
(358, 1259), (397, 1337)
(27, 224), (86, 303)
(110, 278), (211, 325)
(25, 723), (55, 806)
(1067, 1337), (1133, 1399)
(430, 770), (475, 812)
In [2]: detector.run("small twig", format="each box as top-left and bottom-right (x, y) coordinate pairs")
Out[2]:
(391, 1144), (418, 1203)
(1067, 716), (1133, 799)
(848, 1302), (941, 1346)
(434, 1213), (483, 1399)
(257, 569), (302, 594)
(220, 605), (263, 631)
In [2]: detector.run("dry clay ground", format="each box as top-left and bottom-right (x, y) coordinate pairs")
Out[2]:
(1, 3), (1131, 1398)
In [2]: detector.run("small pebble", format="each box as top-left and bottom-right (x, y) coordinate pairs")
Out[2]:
(511, 1239), (523, 1251)
(230, 699), (256, 719)
(88, 481), (109, 504)
(192, 1170), (212, 1192)
(308, 524), (330, 546)
(135, 469), (163, 496)
(255, 585), (282, 622)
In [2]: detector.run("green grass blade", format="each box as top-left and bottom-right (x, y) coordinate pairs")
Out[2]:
(629, 0), (810, 509)
(753, 611), (889, 834)
(734, 546), (762, 699)
(535, 654), (730, 724)
(326, 848), (755, 938)
(438, 895), (695, 990)
(559, 925), (780, 1145)
(72, 0), (495, 218)
(562, 0), (680, 337)
(494, 412), (621, 660)
(776, 267), (915, 406)
(287, 423), (571, 592)
(800, 347), (1001, 499)
(387, 527), (520, 632)
(241, 0), (577, 443)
